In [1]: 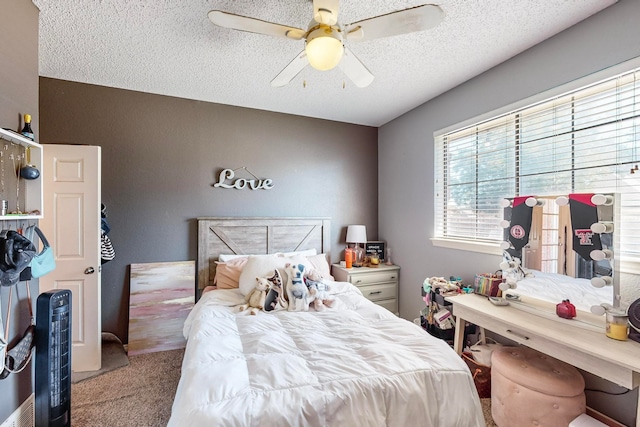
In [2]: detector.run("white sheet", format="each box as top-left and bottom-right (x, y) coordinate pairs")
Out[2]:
(508, 270), (613, 312)
(168, 281), (484, 427)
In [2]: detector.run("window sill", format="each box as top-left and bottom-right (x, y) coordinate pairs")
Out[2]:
(431, 238), (503, 255)
(619, 256), (640, 275)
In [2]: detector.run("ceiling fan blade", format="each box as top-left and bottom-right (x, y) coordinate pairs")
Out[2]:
(313, 0), (339, 26)
(345, 4), (444, 42)
(338, 48), (374, 88)
(271, 51), (310, 87)
(208, 10), (306, 40)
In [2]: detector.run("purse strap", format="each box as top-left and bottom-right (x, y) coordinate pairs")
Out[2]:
(1, 283), (35, 378)
(33, 226), (50, 251)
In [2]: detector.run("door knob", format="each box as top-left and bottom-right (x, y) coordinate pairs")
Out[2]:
(84, 267), (95, 274)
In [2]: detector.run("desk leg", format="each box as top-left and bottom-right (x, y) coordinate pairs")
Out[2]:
(453, 315), (465, 355)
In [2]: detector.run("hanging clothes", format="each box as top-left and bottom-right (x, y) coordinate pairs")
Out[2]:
(101, 204), (115, 264)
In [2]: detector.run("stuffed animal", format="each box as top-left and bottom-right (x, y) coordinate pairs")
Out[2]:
(426, 276), (458, 293)
(284, 263), (309, 312)
(263, 269), (288, 312)
(238, 277), (269, 315)
(305, 269), (334, 311)
(500, 252), (533, 290)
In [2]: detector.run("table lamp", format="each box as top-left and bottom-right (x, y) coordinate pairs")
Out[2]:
(346, 225), (367, 267)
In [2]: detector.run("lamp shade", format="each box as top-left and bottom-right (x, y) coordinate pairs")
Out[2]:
(346, 225), (367, 244)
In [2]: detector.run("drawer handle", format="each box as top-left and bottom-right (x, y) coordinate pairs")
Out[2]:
(354, 279), (362, 284)
(369, 291), (382, 295)
(506, 329), (529, 340)
(390, 276), (396, 279)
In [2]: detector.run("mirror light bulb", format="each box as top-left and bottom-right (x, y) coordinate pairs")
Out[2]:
(591, 194), (613, 206)
(590, 249), (613, 261)
(590, 276), (613, 288)
(590, 222), (614, 234)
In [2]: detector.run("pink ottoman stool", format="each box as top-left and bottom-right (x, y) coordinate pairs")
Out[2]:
(491, 346), (586, 427)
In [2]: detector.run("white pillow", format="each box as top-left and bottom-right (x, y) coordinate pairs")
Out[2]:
(306, 253), (334, 280)
(280, 248), (317, 257)
(238, 254), (314, 296)
(219, 248), (317, 263)
(218, 254), (249, 262)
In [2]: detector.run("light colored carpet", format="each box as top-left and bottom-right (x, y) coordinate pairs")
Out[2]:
(71, 347), (496, 426)
(71, 333), (130, 384)
(483, 398), (497, 426)
(71, 348), (184, 426)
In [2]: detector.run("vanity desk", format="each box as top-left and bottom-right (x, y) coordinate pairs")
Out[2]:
(447, 293), (640, 422)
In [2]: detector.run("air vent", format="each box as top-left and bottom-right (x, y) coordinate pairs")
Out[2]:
(0, 393), (35, 427)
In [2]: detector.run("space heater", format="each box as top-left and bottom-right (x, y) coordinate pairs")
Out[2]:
(35, 290), (72, 427)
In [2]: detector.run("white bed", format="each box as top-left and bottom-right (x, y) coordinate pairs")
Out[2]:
(168, 217), (484, 426)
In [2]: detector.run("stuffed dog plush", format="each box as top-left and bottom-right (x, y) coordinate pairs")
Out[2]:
(284, 263), (309, 312)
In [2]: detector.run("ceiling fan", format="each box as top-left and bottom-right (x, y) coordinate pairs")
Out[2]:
(208, 1), (444, 88)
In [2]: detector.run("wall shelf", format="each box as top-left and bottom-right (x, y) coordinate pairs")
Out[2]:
(0, 127), (43, 220)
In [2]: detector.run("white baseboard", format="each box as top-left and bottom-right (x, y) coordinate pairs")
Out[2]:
(1, 393), (34, 427)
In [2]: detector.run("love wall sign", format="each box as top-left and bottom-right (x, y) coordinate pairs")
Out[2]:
(213, 168), (274, 190)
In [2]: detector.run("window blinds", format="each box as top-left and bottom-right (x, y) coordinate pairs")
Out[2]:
(434, 67), (640, 260)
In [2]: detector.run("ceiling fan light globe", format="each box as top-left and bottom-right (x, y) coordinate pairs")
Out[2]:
(305, 26), (344, 71)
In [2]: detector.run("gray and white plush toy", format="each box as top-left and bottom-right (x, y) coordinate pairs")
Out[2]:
(305, 268), (334, 311)
(284, 263), (309, 312)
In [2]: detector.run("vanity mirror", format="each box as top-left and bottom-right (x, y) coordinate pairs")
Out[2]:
(499, 193), (621, 322)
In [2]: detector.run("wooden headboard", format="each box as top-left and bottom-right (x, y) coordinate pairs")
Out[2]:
(197, 217), (331, 292)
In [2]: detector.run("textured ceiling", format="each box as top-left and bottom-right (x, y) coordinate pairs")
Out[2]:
(33, 0), (616, 127)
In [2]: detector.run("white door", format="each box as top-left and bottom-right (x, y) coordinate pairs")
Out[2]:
(40, 145), (102, 372)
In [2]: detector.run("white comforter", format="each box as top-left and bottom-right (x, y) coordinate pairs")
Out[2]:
(168, 281), (484, 427)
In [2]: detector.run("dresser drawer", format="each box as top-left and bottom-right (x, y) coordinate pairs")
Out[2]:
(349, 271), (398, 286)
(357, 282), (397, 301)
(376, 299), (398, 314)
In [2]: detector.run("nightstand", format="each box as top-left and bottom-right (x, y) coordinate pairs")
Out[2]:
(331, 264), (400, 315)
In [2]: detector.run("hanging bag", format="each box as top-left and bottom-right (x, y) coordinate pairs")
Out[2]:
(0, 229), (36, 287)
(19, 225), (35, 282)
(0, 284), (35, 380)
(30, 226), (55, 278)
(101, 230), (115, 263)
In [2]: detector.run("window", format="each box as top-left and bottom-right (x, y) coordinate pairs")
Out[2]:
(434, 64), (640, 265)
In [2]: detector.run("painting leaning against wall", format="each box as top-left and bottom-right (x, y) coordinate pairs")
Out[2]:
(128, 260), (195, 355)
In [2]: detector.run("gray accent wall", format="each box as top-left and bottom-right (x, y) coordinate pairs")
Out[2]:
(0, 0), (39, 422)
(378, 1), (640, 425)
(39, 79), (379, 344)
